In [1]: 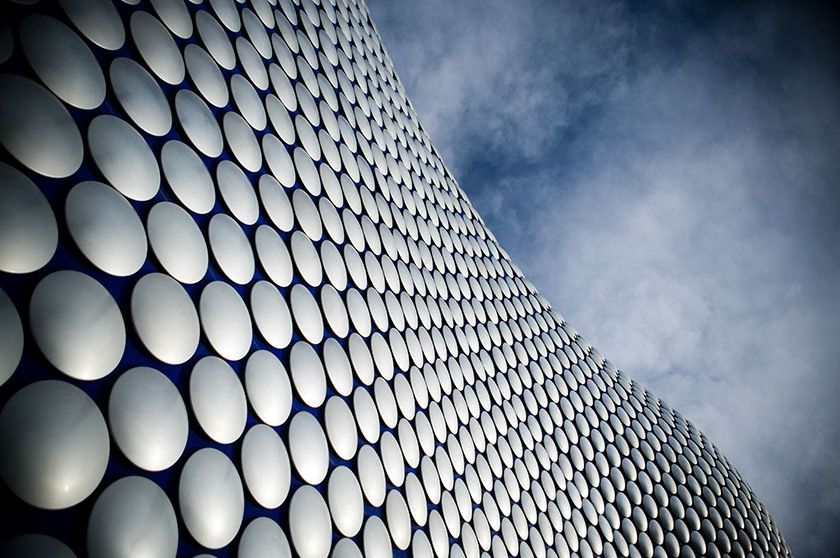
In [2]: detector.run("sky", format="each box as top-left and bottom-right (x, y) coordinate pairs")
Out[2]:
(368, 0), (840, 555)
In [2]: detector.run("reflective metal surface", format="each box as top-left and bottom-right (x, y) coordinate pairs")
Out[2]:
(293, 188), (324, 241)
(130, 10), (184, 85)
(357, 444), (386, 507)
(321, 284), (350, 338)
(0, 162), (57, 273)
(208, 214), (255, 285)
(190, 356), (247, 444)
(236, 36), (269, 90)
(328, 465), (364, 537)
(86, 476), (178, 558)
(296, 114), (321, 161)
(21, 14), (105, 109)
(291, 230), (323, 286)
(232, 73), (267, 130)
(108, 367), (188, 471)
(161, 140), (215, 214)
(65, 181), (147, 277)
(266, 93), (296, 143)
(325, 395), (358, 460)
(289, 485), (332, 558)
(270, 61), (296, 108)
(386, 490), (412, 550)
(259, 174), (295, 231)
(289, 341), (327, 408)
(240, 517), (292, 558)
(242, 8), (271, 59)
(146, 201), (208, 284)
(333, 539), (363, 558)
(288, 411), (329, 485)
(290, 283), (324, 344)
(130, 273), (200, 365)
(251, 281), (293, 349)
(59, 0), (125, 51)
(263, 133), (296, 187)
(294, 147), (321, 195)
(178, 448), (244, 549)
(349, 334), (375, 388)
(0, 380), (109, 509)
(30, 271), (124, 380)
(207, 0), (240, 33)
(255, 224), (293, 287)
(0, 2), (793, 557)
(0, 288), (22, 386)
(323, 337), (353, 396)
(110, 57), (171, 137)
(0, 75), (83, 178)
(224, 110), (262, 172)
(0, 534), (77, 558)
(245, 350), (293, 427)
(176, 89), (224, 157)
(217, 159), (260, 225)
(148, 0), (192, 39)
(196, 10), (235, 70)
(87, 115), (160, 201)
(363, 515), (393, 558)
(185, 43), (229, 107)
(241, 424), (291, 509)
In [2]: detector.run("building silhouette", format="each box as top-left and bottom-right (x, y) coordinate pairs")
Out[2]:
(0, 0), (790, 557)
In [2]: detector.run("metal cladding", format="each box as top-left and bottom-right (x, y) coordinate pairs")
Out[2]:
(0, 1), (791, 557)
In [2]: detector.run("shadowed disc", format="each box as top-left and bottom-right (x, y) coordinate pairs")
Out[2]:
(0, 380), (109, 509)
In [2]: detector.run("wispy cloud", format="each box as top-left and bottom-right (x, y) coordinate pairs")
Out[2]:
(370, 0), (840, 555)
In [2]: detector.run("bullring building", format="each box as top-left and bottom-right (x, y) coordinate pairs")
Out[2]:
(0, 0), (790, 557)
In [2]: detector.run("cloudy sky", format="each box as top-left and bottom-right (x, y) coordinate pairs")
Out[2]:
(368, 0), (840, 555)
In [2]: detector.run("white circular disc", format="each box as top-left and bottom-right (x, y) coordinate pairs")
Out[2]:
(241, 424), (291, 509)
(0, 534), (77, 558)
(65, 181), (147, 277)
(208, 213), (255, 285)
(189, 356), (247, 444)
(131, 272), (200, 365)
(240, 517), (292, 558)
(110, 57), (171, 137)
(250, 280), (293, 349)
(161, 140), (215, 214)
(146, 201), (208, 284)
(87, 476), (178, 558)
(178, 448), (244, 549)
(289, 485), (333, 558)
(288, 411), (329, 485)
(325, 396), (358, 460)
(21, 14), (105, 109)
(0, 380), (109, 509)
(244, 350), (293, 427)
(87, 115), (160, 201)
(0, 74), (83, 178)
(0, 162), (57, 273)
(0, 288), (23, 386)
(327, 466), (364, 537)
(199, 281), (253, 361)
(29, 270), (125, 380)
(254, 225), (293, 287)
(108, 367), (188, 471)
(289, 341), (327, 408)
(290, 284), (324, 344)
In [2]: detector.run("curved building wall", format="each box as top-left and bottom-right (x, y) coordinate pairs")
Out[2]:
(0, 1), (790, 557)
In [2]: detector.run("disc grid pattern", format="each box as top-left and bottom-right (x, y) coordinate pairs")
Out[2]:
(0, 1), (791, 557)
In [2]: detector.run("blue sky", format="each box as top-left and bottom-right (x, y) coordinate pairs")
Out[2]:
(369, 0), (840, 555)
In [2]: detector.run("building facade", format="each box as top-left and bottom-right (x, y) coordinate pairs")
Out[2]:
(0, 0), (790, 557)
